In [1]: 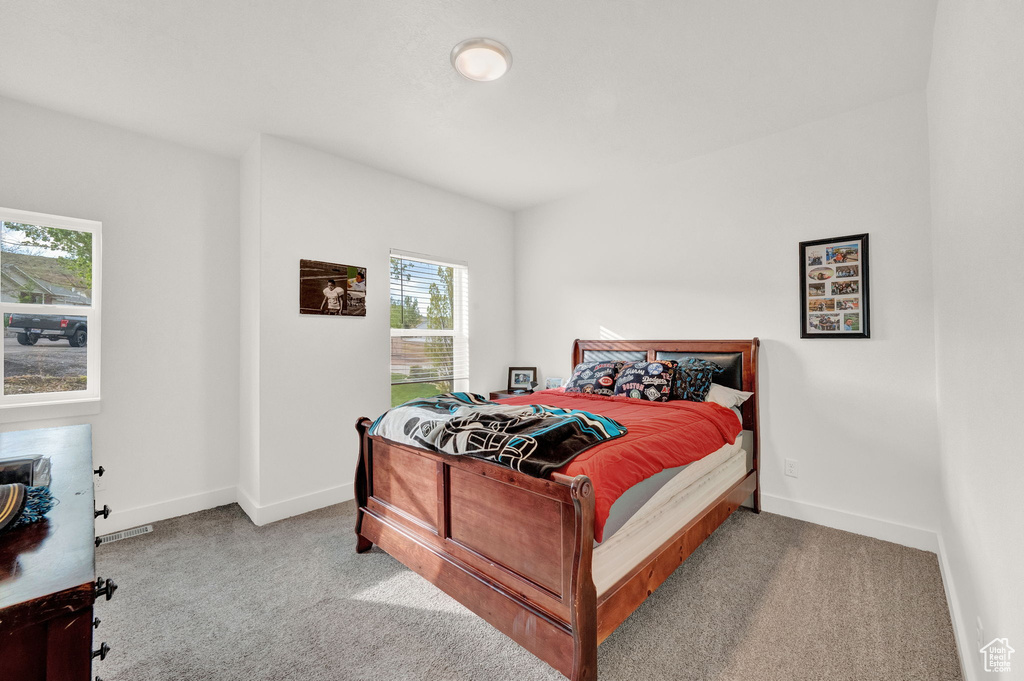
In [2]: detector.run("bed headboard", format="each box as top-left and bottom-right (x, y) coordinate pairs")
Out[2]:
(570, 339), (760, 434)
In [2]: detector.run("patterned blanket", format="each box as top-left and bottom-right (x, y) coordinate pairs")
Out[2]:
(369, 393), (627, 477)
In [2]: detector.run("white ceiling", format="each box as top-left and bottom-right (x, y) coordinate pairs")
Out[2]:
(0, 1), (937, 210)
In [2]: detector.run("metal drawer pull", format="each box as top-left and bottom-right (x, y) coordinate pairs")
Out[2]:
(94, 577), (118, 601)
(94, 505), (111, 519)
(95, 536), (102, 547)
(92, 642), (110, 660)
(93, 617), (101, 629)
(93, 466), (105, 477)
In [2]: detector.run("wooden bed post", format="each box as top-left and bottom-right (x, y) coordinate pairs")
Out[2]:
(749, 338), (761, 514)
(354, 417), (374, 553)
(569, 476), (597, 681)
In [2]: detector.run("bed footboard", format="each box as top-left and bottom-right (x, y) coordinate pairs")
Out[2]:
(354, 418), (597, 681)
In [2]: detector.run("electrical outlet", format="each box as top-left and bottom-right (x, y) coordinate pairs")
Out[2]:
(785, 458), (799, 478)
(976, 616), (984, 649)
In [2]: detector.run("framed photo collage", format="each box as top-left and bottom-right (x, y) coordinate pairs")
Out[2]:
(799, 234), (870, 339)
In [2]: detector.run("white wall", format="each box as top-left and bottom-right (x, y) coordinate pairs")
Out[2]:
(514, 93), (942, 548)
(0, 96), (241, 532)
(238, 138), (262, 507)
(239, 135), (515, 523)
(928, 2), (1024, 676)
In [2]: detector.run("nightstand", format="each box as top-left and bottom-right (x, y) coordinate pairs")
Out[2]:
(489, 390), (533, 400)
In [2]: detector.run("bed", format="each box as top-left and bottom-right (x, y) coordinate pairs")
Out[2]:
(354, 338), (760, 680)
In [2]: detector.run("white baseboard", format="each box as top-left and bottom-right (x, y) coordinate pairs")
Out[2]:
(235, 484), (259, 525)
(760, 493), (939, 552)
(936, 533), (975, 681)
(101, 483), (354, 532)
(235, 483), (354, 526)
(101, 485), (237, 534)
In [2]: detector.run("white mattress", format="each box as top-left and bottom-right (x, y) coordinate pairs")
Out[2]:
(600, 427), (749, 541)
(592, 446), (749, 596)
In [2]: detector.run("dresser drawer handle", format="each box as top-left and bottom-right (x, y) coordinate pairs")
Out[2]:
(92, 642), (110, 660)
(94, 505), (111, 519)
(95, 577), (118, 601)
(93, 466), (105, 477)
(93, 616), (101, 629)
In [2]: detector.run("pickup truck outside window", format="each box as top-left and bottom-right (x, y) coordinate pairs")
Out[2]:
(8, 315), (88, 347)
(0, 207), (100, 408)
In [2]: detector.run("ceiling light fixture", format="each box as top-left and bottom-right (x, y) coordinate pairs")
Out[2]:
(451, 38), (512, 82)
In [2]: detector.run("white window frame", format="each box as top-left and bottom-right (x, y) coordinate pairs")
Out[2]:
(389, 249), (469, 394)
(0, 207), (102, 415)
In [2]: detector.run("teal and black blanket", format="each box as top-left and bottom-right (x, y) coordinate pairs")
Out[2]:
(369, 393), (627, 477)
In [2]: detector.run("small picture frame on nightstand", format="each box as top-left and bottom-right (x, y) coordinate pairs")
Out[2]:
(507, 366), (537, 392)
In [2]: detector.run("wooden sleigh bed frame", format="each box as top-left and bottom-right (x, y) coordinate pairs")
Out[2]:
(354, 339), (760, 680)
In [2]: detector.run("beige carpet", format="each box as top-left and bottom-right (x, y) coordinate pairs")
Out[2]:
(93, 501), (962, 680)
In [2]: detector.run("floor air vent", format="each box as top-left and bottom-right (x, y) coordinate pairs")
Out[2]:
(97, 524), (153, 545)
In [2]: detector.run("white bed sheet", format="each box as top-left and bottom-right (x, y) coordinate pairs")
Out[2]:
(600, 426), (749, 541)
(592, 446), (749, 596)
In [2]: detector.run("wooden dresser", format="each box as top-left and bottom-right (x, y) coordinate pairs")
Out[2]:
(488, 390), (533, 400)
(0, 425), (113, 681)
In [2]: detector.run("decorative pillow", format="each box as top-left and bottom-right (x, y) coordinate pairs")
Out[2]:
(564, 361), (621, 397)
(705, 383), (753, 410)
(673, 357), (725, 402)
(612, 360), (678, 402)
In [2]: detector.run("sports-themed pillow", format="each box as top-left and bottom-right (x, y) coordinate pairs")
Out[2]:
(673, 357), (724, 402)
(612, 360), (678, 402)
(564, 361), (621, 397)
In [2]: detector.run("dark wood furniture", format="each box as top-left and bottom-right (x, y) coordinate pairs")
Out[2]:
(0, 425), (111, 681)
(355, 339), (760, 680)
(488, 390), (533, 400)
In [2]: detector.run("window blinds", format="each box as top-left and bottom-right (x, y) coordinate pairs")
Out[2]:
(389, 251), (469, 392)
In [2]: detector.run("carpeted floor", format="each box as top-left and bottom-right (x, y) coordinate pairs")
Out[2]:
(93, 501), (962, 680)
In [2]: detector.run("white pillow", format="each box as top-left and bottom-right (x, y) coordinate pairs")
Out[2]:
(705, 383), (753, 409)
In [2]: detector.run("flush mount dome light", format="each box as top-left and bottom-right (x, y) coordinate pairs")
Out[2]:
(451, 38), (511, 82)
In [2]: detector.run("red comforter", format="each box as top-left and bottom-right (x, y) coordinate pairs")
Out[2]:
(497, 389), (741, 542)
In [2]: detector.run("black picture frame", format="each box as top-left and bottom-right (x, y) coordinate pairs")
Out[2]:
(507, 366), (537, 392)
(799, 233), (870, 339)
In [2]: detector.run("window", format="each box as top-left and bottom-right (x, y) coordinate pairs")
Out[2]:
(0, 207), (101, 408)
(389, 250), (468, 407)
